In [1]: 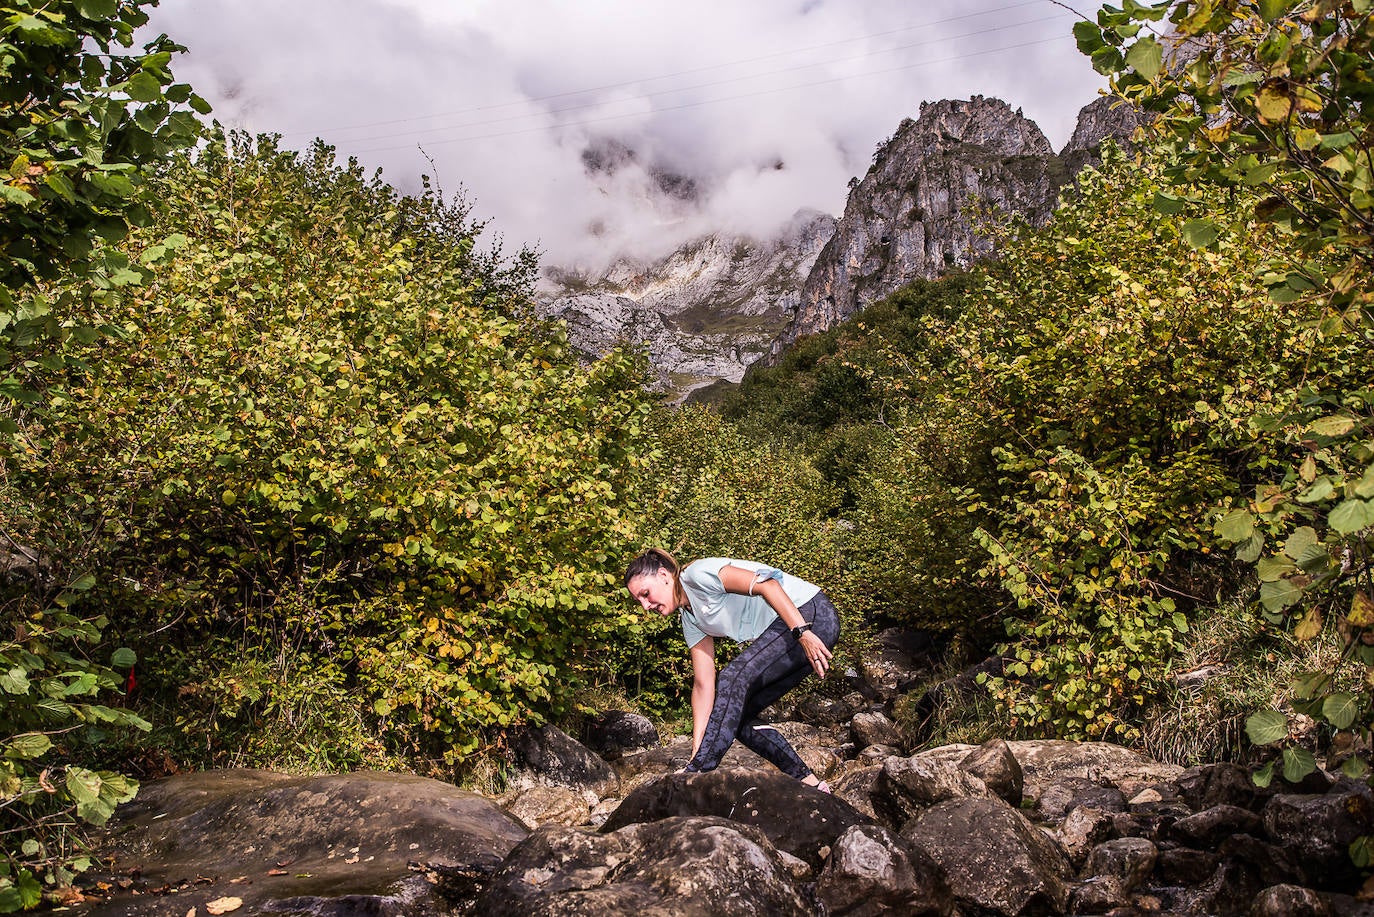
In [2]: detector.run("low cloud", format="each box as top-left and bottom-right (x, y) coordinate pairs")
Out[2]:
(145, 0), (1107, 270)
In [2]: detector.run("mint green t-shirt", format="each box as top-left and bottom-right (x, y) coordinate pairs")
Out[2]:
(679, 558), (821, 649)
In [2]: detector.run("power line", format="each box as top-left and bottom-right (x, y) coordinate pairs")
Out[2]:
(318, 13), (1070, 148)
(284, 0), (1053, 138)
(346, 33), (1075, 156)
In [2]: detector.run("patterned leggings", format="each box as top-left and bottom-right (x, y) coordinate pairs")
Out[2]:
(684, 592), (841, 779)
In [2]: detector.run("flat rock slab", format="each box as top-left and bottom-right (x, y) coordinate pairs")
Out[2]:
(83, 769), (527, 916)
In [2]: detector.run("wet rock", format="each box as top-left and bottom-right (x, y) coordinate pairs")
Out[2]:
(512, 724), (620, 800)
(960, 738), (1024, 807)
(1084, 837), (1157, 893)
(902, 796), (1071, 916)
(1262, 785), (1374, 888)
(1219, 833), (1305, 889)
(582, 711), (659, 761)
(475, 816), (811, 916)
(815, 824), (955, 916)
(1177, 762), (1269, 812)
(88, 770), (527, 916)
(600, 768), (868, 869)
(1155, 846), (1220, 885)
(1180, 857), (1274, 917)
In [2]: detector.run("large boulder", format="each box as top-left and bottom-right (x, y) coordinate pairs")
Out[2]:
(87, 770), (527, 916)
(873, 751), (994, 828)
(512, 724), (621, 800)
(600, 768), (869, 869)
(851, 710), (905, 750)
(582, 710), (660, 761)
(504, 785), (592, 830)
(960, 739), (1024, 807)
(475, 816), (812, 916)
(815, 824), (955, 916)
(901, 796), (1072, 917)
(1262, 784), (1374, 888)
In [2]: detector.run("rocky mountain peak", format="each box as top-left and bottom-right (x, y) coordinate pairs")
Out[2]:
(766, 96), (1064, 360)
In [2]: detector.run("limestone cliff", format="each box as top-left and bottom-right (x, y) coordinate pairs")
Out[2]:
(537, 209), (835, 401)
(766, 96), (1067, 360)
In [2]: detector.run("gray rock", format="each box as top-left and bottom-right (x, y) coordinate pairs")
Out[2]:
(816, 824), (955, 916)
(1250, 884), (1332, 917)
(89, 770), (527, 916)
(1059, 94), (1149, 175)
(1053, 805), (1116, 869)
(832, 764), (883, 823)
(504, 785), (592, 830)
(1263, 785), (1374, 888)
(1084, 837), (1157, 893)
(874, 751), (993, 827)
(582, 710), (659, 761)
(475, 816), (811, 916)
(600, 768), (868, 869)
(902, 796), (1072, 916)
(1171, 804), (1265, 847)
(851, 710), (904, 751)
(770, 97), (1065, 359)
(1067, 874), (1130, 914)
(1035, 776), (1127, 823)
(538, 209), (836, 400)
(960, 738), (1024, 807)
(858, 743), (903, 766)
(512, 724), (621, 800)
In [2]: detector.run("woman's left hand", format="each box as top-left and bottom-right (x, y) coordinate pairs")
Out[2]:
(799, 630), (832, 677)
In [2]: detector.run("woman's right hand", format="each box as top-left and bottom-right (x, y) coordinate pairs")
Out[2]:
(799, 630), (832, 677)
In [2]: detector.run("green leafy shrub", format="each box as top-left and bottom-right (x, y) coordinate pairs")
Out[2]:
(0, 571), (145, 910)
(1, 0), (207, 412)
(1084, 0), (1374, 784)
(948, 151), (1325, 739)
(9, 131), (654, 770)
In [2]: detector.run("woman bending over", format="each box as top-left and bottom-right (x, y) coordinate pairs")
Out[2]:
(624, 549), (840, 791)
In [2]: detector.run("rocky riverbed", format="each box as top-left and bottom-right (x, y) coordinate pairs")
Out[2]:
(75, 701), (1374, 916)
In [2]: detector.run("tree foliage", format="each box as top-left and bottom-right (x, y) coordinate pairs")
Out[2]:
(1, 0), (206, 413)
(7, 131), (654, 773)
(1081, 0), (1374, 779)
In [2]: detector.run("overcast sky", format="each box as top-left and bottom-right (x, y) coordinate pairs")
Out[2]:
(143, 0), (1109, 270)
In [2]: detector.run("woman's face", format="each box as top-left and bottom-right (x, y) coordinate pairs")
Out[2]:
(627, 567), (676, 616)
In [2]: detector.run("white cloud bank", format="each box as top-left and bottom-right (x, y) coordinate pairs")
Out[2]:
(143, 0), (1108, 270)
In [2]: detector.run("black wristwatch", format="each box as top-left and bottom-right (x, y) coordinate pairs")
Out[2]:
(791, 623), (813, 640)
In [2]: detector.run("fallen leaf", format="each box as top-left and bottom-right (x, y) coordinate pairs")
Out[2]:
(205, 897), (243, 915)
(186, 909), (196, 917)
(266, 869), (287, 876)
(344, 855), (359, 864)
(275, 858), (296, 868)
(228, 876), (250, 884)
